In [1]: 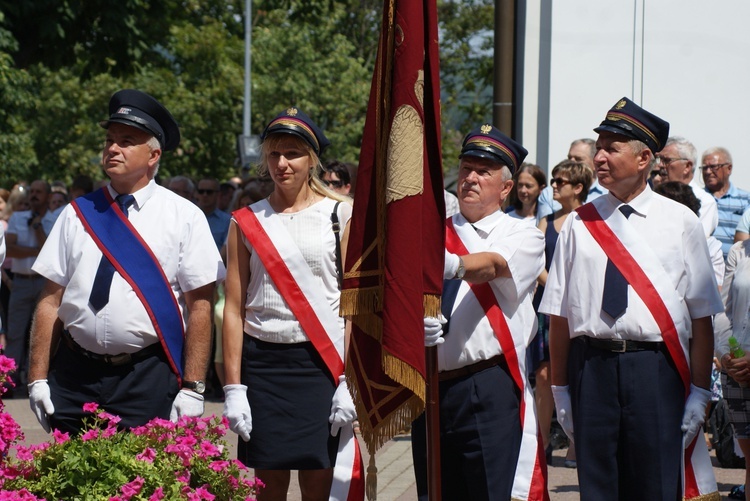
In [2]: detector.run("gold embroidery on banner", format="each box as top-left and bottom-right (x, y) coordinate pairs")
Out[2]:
(386, 104), (424, 203)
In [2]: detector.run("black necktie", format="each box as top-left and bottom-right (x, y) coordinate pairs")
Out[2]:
(601, 205), (635, 319)
(89, 194), (135, 312)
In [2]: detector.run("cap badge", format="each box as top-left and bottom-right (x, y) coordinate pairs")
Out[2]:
(286, 107), (298, 117)
(116, 107), (132, 115)
(615, 99), (626, 110)
(480, 124), (492, 134)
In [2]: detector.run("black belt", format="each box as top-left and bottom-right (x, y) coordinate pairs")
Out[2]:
(579, 336), (663, 353)
(439, 354), (505, 382)
(61, 330), (162, 366)
(14, 272), (40, 278)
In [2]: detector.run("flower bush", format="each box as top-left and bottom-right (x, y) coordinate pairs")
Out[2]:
(0, 355), (261, 500)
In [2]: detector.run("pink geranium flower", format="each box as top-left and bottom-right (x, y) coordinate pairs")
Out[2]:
(148, 487), (165, 500)
(82, 402), (99, 413)
(52, 429), (70, 444)
(80, 429), (99, 441)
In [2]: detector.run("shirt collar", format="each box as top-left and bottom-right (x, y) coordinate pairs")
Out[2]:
(467, 209), (504, 236)
(106, 179), (157, 210)
(603, 185), (653, 218)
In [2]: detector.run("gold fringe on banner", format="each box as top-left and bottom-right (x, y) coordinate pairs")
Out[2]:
(383, 351), (425, 402)
(684, 492), (721, 501)
(340, 288), (381, 317)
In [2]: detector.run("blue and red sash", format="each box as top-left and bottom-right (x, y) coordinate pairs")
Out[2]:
(72, 188), (185, 381)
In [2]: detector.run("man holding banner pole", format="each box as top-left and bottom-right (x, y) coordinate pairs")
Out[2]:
(412, 124), (548, 501)
(27, 89), (225, 434)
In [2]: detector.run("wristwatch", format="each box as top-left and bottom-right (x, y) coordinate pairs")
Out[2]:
(182, 380), (206, 394)
(455, 256), (465, 280)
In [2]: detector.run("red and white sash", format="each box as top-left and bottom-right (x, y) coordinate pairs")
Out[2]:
(234, 201), (364, 501)
(446, 216), (548, 501)
(577, 202), (717, 500)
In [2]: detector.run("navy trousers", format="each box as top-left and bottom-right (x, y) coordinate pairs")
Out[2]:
(411, 359), (522, 501)
(47, 340), (179, 435)
(569, 337), (684, 501)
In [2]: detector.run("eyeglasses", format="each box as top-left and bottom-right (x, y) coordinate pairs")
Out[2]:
(550, 177), (570, 187)
(196, 189), (216, 195)
(649, 168), (668, 178)
(323, 180), (344, 189)
(656, 157), (687, 166)
(699, 163), (731, 172)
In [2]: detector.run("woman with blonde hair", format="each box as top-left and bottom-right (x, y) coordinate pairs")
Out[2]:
(222, 108), (357, 500)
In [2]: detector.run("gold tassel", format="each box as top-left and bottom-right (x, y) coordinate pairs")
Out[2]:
(423, 293), (441, 318)
(366, 455), (378, 501)
(340, 288), (382, 317)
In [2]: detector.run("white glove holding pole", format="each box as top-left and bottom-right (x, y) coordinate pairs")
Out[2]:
(223, 384), (252, 441)
(329, 375), (357, 436)
(424, 316), (446, 347)
(551, 385), (574, 441)
(681, 384), (712, 448)
(170, 388), (205, 421)
(28, 379), (55, 433)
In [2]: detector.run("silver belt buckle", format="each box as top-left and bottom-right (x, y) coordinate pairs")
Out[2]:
(612, 339), (627, 353)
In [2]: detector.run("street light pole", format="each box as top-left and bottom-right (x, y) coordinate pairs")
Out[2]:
(243, 0), (252, 137)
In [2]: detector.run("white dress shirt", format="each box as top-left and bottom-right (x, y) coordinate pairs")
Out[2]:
(32, 181), (225, 354)
(540, 188), (723, 343)
(439, 210), (544, 371)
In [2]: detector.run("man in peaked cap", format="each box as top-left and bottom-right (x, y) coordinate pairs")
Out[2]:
(27, 89), (225, 435)
(540, 97), (723, 500)
(412, 124), (547, 500)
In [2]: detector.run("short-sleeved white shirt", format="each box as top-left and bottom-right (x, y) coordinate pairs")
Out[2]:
(439, 210), (545, 371)
(32, 181), (226, 354)
(539, 188), (723, 342)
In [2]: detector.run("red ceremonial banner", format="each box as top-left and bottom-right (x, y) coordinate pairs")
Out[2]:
(341, 0), (445, 470)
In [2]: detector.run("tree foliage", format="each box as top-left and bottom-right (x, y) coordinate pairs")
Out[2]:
(0, 0), (493, 188)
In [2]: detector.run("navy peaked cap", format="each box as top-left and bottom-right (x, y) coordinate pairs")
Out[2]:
(261, 107), (330, 156)
(459, 124), (528, 174)
(100, 89), (180, 151)
(594, 97), (669, 152)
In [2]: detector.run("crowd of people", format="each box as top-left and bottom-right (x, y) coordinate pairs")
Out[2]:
(3, 87), (750, 501)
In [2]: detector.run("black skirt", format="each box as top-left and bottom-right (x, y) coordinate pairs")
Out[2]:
(237, 336), (339, 470)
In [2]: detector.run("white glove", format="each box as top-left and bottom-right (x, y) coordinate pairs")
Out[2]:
(681, 384), (712, 448)
(223, 384), (252, 442)
(424, 316), (446, 347)
(444, 251), (460, 279)
(551, 385), (574, 441)
(329, 375), (356, 437)
(169, 388), (205, 422)
(28, 379), (54, 433)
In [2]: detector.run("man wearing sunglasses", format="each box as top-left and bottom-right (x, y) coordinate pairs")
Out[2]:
(321, 160), (352, 197)
(196, 177), (231, 250)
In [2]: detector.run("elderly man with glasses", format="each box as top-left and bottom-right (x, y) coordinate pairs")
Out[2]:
(700, 146), (750, 257)
(654, 137), (718, 239)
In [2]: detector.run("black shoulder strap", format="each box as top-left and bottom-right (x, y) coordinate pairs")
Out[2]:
(331, 201), (343, 289)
